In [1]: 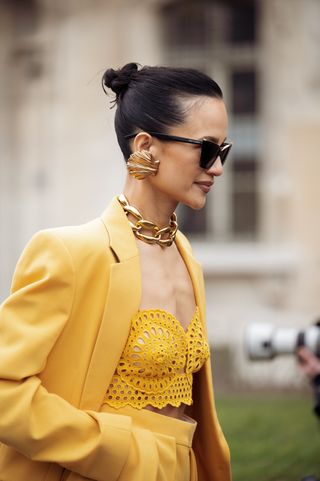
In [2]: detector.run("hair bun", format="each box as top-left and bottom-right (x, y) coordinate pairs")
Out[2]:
(102, 62), (139, 98)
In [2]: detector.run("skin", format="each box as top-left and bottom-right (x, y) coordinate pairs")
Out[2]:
(122, 96), (229, 419)
(297, 347), (320, 380)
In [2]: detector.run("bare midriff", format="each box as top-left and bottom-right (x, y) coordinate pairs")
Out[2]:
(144, 403), (187, 420)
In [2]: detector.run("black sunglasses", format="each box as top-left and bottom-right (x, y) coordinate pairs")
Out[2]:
(125, 131), (232, 169)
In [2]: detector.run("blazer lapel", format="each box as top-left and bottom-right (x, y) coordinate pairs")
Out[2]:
(175, 232), (207, 333)
(79, 198), (141, 410)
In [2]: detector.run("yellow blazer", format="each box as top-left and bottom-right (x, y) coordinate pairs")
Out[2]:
(0, 197), (231, 481)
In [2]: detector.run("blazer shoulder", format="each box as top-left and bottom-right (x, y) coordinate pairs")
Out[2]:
(47, 217), (110, 248)
(27, 217), (114, 273)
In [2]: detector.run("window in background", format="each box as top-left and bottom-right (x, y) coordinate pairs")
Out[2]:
(162, 2), (209, 49)
(178, 203), (207, 237)
(228, 2), (256, 44)
(231, 157), (259, 239)
(231, 69), (257, 115)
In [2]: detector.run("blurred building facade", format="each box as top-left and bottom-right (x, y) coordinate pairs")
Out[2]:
(1, 0), (320, 389)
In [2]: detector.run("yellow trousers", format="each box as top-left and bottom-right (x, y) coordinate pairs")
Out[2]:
(101, 405), (198, 481)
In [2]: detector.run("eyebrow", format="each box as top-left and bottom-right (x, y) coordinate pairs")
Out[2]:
(201, 136), (227, 144)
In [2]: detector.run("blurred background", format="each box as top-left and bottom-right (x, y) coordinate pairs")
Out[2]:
(1, 0), (320, 478)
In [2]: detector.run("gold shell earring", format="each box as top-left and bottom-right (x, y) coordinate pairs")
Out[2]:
(127, 150), (160, 180)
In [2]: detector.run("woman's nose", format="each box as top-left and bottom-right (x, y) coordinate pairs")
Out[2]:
(206, 156), (223, 176)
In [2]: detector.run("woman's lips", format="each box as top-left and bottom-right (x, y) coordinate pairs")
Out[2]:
(195, 181), (213, 193)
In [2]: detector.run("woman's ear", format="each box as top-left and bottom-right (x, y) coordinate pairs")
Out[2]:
(133, 132), (152, 152)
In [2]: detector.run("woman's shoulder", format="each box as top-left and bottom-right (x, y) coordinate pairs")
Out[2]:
(19, 216), (113, 275)
(34, 215), (107, 246)
(47, 216), (110, 249)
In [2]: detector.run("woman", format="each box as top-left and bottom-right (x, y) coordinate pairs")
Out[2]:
(0, 63), (232, 481)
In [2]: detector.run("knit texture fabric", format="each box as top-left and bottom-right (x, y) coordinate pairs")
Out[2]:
(103, 307), (210, 409)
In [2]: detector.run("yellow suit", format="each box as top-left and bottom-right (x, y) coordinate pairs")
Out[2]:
(0, 197), (231, 481)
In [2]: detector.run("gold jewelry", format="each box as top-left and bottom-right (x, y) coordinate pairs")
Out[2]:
(127, 150), (160, 180)
(117, 194), (178, 247)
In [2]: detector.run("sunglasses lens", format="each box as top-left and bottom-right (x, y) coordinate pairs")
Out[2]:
(200, 141), (220, 169)
(200, 141), (232, 168)
(219, 143), (232, 165)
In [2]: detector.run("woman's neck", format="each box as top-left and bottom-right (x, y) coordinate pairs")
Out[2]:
(122, 176), (177, 227)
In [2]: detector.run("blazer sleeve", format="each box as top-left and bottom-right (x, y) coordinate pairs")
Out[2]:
(0, 231), (131, 481)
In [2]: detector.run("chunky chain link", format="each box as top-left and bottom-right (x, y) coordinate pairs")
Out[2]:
(117, 194), (178, 247)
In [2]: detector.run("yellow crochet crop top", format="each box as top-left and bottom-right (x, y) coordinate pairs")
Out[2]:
(103, 307), (210, 409)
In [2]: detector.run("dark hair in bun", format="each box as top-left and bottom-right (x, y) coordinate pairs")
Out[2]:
(102, 62), (223, 161)
(102, 62), (138, 99)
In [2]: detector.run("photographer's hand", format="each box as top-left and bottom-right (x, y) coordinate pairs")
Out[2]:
(297, 347), (320, 380)
(297, 347), (320, 418)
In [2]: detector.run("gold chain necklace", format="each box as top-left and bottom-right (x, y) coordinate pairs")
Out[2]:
(117, 194), (178, 247)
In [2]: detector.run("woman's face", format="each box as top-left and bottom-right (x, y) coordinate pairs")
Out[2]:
(147, 96), (229, 210)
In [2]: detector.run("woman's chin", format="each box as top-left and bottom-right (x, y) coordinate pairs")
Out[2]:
(183, 194), (207, 211)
